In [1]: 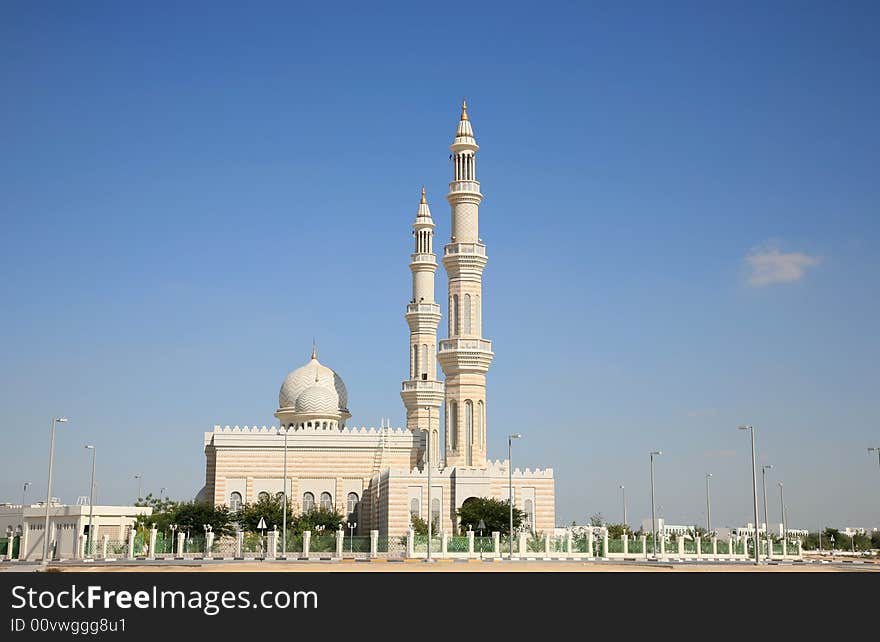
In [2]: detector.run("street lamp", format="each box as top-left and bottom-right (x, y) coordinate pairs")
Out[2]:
(737, 425), (761, 565)
(508, 434), (522, 560)
(348, 522), (357, 553)
(426, 406), (434, 563)
(281, 424), (290, 558)
(619, 485), (627, 529)
(21, 481), (31, 508)
(42, 416), (69, 565)
(134, 474), (142, 502)
(778, 481), (786, 544)
(650, 451), (662, 557)
(85, 445), (96, 556)
(761, 464), (773, 554)
(705, 473), (713, 534)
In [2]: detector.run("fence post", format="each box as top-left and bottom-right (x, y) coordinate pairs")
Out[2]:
(176, 532), (185, 558)
(406, 528), (415, 558)
(622, 533), (628, 555)
(797, 539), (803, 557)
(236, 530), (244, 559)
(267, 529), (278, 560)
(566, 529), (573, 555)
(640, 535), (647, 558)
(677, 536), (684, 558)
(543, 532), (550, 556)
(712, 536), (718, 557)
(126, 528), (135, 560)
(205, 531), (214, 557)
(149, 526), (158, 560)
(695, 535), (701, 559)
(369, 530), (378, 558)
(101, 534), (109, 559)
(301, 530), (310, 558)
(586, 529), (594, 557)
(467, 529), (474, 556)
(601, 530), (609, 558)
(728, 536), (734, 558)
(77, 535), (85, 560)
(659, 534), (666, 557)
(518, 531), (527, 557)
(19, 525), (29, 561)
(492, 531), (500, 558)
(336, 527), (344, 558)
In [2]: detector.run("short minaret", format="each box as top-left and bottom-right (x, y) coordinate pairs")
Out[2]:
(401, 188), (444, 463)
(439, 99), (493, 469)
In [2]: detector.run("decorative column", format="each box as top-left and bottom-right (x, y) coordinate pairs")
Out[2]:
(175, 532), (185, 558)
(369, 530), (379, 558)
(622, 533), (628, 555)
(492, 531), (500, 558)
(712, 536), (718, 557)
(467, 529), (474, 555)
(148, 526), (158, 560)
(301, 530), (310, 558)
(336, 527), (344, 558)
(440, 100), (493, 469)
(126, 528), (135, 560)
(695, 535), (701, 559)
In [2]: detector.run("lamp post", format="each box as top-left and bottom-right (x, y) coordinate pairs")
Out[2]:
(705, 473), (713, 534)
(649, 451), (662, 557)
(508, 434), (522, 560)
(22, 481), (31, 508)
(134, 475), (142, 503)
(619, 485), (627, 529)
(426, 406), (433, 563)
(737, 425), (761, 565)
(281, 424), (290, 558)
(761, 464), (773, 553)
(778, 482), (786, 544)
(85, 445), (96, 556)
(42, 416), (69, 565)
(348, 522), (357, 553)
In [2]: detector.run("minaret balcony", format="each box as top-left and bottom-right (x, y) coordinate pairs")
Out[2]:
(409, 253), (437, 267)
(447, 180), (481, 196)
(438, 338), (494, 373)
(444, 243), (486, 257)
(439, 338), (492, 352)
(401, 380), (445, 393)
(406, 302), (441, 316)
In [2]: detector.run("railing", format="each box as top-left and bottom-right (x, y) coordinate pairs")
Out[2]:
(447, 180), (481, 195)
(401, 380), (445, 392)
(311, 535), (337, 553)
(439, 338), (492, 352)
(444, 242), (486, 257)
(405, 302), (441, 315)
(409, 254), (437, 265)
(448, 536), (469, 552)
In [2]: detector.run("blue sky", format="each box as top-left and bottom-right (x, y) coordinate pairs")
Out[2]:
(1, 1), (878, 531)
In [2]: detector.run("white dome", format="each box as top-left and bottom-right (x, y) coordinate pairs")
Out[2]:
(278, 354), (349, 414)
(294, 385), (338, 414)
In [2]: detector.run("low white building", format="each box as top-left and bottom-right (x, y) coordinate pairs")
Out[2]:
(640, 518), (691, 537)
(0, 502), (152, 561)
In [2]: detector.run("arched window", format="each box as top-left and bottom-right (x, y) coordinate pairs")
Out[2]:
(320, 492), (332, 511)
(452, 295), (460, 335)
(412, 344), (418, 380)
(257, 491), (269, 503)
(229, 492), (242, 512)
(449, 402), (458, 450)
(410, 498), (420, 518)
(463, 294), (471, 334)
(524, 499), (534, 531)
(275, 491), (284, 501)
(477, 401), (484, 449)
(465, 400), (474, 466)
(302, 492), (315, 513)
(347, 493), (359, 522)
(431, 498), (440, 528)
(432, 429), (439, 462)
(421, 344), (428, 378)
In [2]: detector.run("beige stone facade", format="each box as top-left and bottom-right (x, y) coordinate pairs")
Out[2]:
(201, 101), (556, 539)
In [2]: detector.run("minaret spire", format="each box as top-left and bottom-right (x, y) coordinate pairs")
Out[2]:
(440, 99), (493, 469)
(401, 187), (444, 463)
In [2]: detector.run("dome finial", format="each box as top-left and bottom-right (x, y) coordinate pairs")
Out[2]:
(420, 185), (427, 204)
(460, 97), (468, 121)
(311, 340), (317, 360)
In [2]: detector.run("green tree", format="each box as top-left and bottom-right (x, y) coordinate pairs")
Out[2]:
(411, 514), (439, 536)
(293, 507), (345, 533)
(134, 493), (179, 532)
(456, 497), (523, 535)
(172, 501), (234, 538)
(235, 495), (296, 532)
(589, 513), (605, 527)
(606, 523), (629, 538)
(872, 531), (880, 549)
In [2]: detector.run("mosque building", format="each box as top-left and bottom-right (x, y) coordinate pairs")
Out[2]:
(200, 101), (555, 538)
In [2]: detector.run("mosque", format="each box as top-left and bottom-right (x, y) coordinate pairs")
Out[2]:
(199, 101), (555, 538)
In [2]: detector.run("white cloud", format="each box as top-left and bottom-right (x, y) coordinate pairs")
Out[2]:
(744, 246), (822, 286)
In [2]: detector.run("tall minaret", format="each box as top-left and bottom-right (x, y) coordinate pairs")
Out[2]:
(439, 99), (494, 469)
(401, 187), (444, 462)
